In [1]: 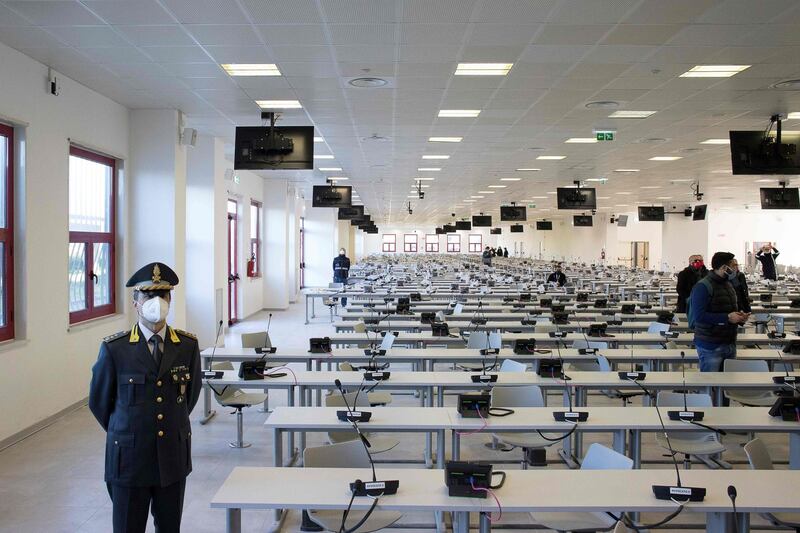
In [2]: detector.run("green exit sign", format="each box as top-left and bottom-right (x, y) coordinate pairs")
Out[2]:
(527, 204), (536, 209)
(596, 131), (615, 141)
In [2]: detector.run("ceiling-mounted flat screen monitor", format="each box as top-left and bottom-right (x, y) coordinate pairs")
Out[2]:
(730, 131), (800, 175)
(338, 205), (364, 220)
(692, 205), (707, 220)
(557, 187), (597, 210)
(536, 220), (553, 230)
(616, 214), (628, 227)
(573, 215), (593, 227)
(455, 220), (472, 230)
(443, 224), (456, 233)
(234, 126), (314, 170)
(500, 206), (527, 221)
(312, 185), (352, 208)
(638, 206), (665, 221)
(365, 227), (378, 234)
(472, 215), (492, 227)
(509, 224), (524, 233)
(760, 187), (800, 209)
(435, 227), (444, 235)
(490, 228), (501, 235)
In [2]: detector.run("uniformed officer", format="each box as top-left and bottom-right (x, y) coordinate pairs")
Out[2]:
(89, 262), (201, 533)
(333, 247), (350, 306)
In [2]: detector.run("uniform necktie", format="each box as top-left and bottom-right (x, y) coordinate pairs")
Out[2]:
(150, 336), (162, 368)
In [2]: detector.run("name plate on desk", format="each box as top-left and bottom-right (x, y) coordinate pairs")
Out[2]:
(773, 375), (796, 384)
(471, 374), (498, 383)
(618, 371), (647, 381)
(652, 485), (706, 502)
(202, 370), (224, 379)
(553, 411), (589, 422)
(350, 480), (399, 496)
(668, 410), (704, 421)
(336, 410), (372, 422)
(364, 371), (390, 381)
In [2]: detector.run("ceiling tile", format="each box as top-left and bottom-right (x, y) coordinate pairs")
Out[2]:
(4, 1), (103, 25)
(0, 4), (33, 26)
(400, 23), (466, 46)
(256, 24), (327, 46)
(45, 26), (130, 48)
(204, 45), (273, 64)
(533, 24), (614, 45)
(184, 25), (261, 46)
(241, 0), (322, 24)
(82, 46), (154, 64)
(0, 26), (64, 49)
(160, 0), (249, 24)
(320, 0), (398, 23)
(81, 0), (174, 25)
(400, 0), (480, 23)
(624, 0), (719, 24)
(140, 45), (210, 62)
(602, 24), (683, 45)
(548, 0), (642, 24)
(327, 24), (397, 45)
(114, 25), (195, 46)
(471, 0), (559, 23)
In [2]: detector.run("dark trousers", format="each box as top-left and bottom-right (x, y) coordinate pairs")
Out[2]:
(334, 277), (348, 306)
(107, 479), (186, 533)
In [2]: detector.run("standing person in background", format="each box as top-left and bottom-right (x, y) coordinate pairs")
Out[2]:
(503, 247), (509, 257)
(755, 243), (780, 281)
(688, 252), (749, 373)
(481, 246), (492, 266)
(729, 257), (752, 313)
(333, 247), (350, 307)
(675, 254), (707, 313)
(496, 246), (503, 257)
(547, 263), (567, 287)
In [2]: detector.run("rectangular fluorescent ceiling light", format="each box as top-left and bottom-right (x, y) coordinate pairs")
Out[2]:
(788, 112), (800, 119)
(700, 138), (730, 145)
(516, 168), (541, 171)
(422, 155), (450, 159)
(318, 167), (342, 171)
(499, 178), (520, 181)
(585, 178), (606, 182)
(470, 195), (485, 198)
(640, 186), (661, 189)
(314, 137), (324, 142)
(222, 63), (281, 76)
(256, 100), (302, 109)
(414, 177), (435, 181)
(649, 156), (682, 161)
(477, 190), (495, 194)
(328, 177), (348, 181)
(597, 196), (610, 199)
(614, 169), (639, 172)
(455, 63), (513, 76)
(529, 196), (547, 199)
(536, 155), (566, 160)
(656, 196), (672, 199)
(615, 204), (630, 207)
(565, 137), (598, 143)
(679, 65), (750, 78)
(417, 168), (441, 172)
(313, 154), (335, 159)
(463, 199), (477, 202)
(616, 192), (632, 195)
(429, 137), (462, 143)
(438, 109), (481, 118)
(488, 185), (507, 188)
(608, 110), (656, 118)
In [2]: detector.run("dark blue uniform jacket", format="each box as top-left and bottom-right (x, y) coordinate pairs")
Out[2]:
(89, 323), (202, 488)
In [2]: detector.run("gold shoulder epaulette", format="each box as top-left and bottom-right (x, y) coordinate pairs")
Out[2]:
(174, 328), (197, 340)
(103, 330), (129, 344)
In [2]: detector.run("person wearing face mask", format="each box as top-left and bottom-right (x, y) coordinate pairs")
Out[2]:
(89, 262), (201, 533)
(755, 242), (780, 281)
(333, 248), (350, 307)
(687, 252), (750, 373)
(675, 254), (708, 313)
(728, 258), (752, 313)
(547, 263), (567, 287)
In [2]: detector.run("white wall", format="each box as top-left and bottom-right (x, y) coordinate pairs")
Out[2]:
(303, 201), (338, 287)
(661, 214), (709, 273)
(0, 42), (130, 443)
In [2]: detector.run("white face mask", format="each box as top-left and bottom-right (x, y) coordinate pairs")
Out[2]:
(140, 296), (169, 324)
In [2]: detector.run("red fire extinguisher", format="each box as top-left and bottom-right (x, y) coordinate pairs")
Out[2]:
(247, 255), (256, 277)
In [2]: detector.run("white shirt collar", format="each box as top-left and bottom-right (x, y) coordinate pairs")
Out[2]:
(138, 321), (165, 343)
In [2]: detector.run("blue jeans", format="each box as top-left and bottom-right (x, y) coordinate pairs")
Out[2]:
(696, 342), (737, 372)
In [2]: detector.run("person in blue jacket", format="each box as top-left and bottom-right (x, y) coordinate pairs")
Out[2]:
(688, 252), (749, 372)
(89, 262), (201, 533)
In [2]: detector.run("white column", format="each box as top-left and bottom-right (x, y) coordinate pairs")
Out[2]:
(128, 109), (187, 325)
(263, 179), (290, 309)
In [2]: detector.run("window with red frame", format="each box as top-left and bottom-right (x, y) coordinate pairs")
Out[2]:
(0, 124), (14, 341)
(425, 234), (439, 252)
(446, 234), (460, 252)
(68, 146), (116, 324)
(249, 201), (262, 277)
(381, 233), (396, 252)
(468, 234), (482, 252)
(403, 233), (417, 252)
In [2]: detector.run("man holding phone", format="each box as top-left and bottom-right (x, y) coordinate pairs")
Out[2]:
(688, 252), (749, 372)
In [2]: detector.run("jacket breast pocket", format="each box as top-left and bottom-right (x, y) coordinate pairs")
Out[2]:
(120, 374), (145, 405)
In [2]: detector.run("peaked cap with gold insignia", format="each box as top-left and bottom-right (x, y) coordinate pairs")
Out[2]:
(126, 262), (179, 291)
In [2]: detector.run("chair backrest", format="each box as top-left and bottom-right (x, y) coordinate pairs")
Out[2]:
(379, 333), (395, 351)
(647, 322), (670, 334)
(724, 359), (769, 372)
(596, 354), (612, 372)
(211, 361), (234, 371)
(743, 438), (774, 470)
(570, 340), (608, 350)
(657, 391), (713, 409)
(499, 359), (527, 372)
(774, 361), (795, 373)
(241, 332), (269, 349)
(581, 443), (634, 470)
(304, 440), (370, 469)
(488, 331), (502, 349)
(325, 391), (371, 408)
(491, 385), (545, 408)
(338, 362), (355, 372)
(466, 332), (490, 350)
(353, 321), (367, 333)
(435, 310), (445, 322)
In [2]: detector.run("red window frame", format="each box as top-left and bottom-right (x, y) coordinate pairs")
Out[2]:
(403, 233), (417, 253)
(69, 146), (116, 324)
(249, 200), (262, 277)
(468, 234), (482, 253)
(0, 123), (14, 341)
(446, 234), (461, 253)
(382, 234), (396, 253)
(425, 234), (439, 252)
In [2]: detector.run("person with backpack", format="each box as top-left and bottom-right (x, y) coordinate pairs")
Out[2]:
(687, 251), (750, 372)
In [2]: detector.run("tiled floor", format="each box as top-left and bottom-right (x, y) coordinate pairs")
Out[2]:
(0, 301), (792, 531)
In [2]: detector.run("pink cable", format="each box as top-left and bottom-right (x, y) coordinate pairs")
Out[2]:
(469, 480), (503, 523)
(456, 406), (488, 436)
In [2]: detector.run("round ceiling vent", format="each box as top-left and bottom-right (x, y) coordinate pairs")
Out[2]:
(348, 77), (388, 88)
(771, 79), (800, 90)
(585, 101), (620, 109)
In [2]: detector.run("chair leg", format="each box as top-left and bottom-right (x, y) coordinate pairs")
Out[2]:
(229, 408), (251, 448)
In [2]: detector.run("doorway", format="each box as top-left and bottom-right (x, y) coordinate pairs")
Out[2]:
(299, 216), (306, 289)
(631, 241), (650, 269)
(227, 199), (239, 325)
